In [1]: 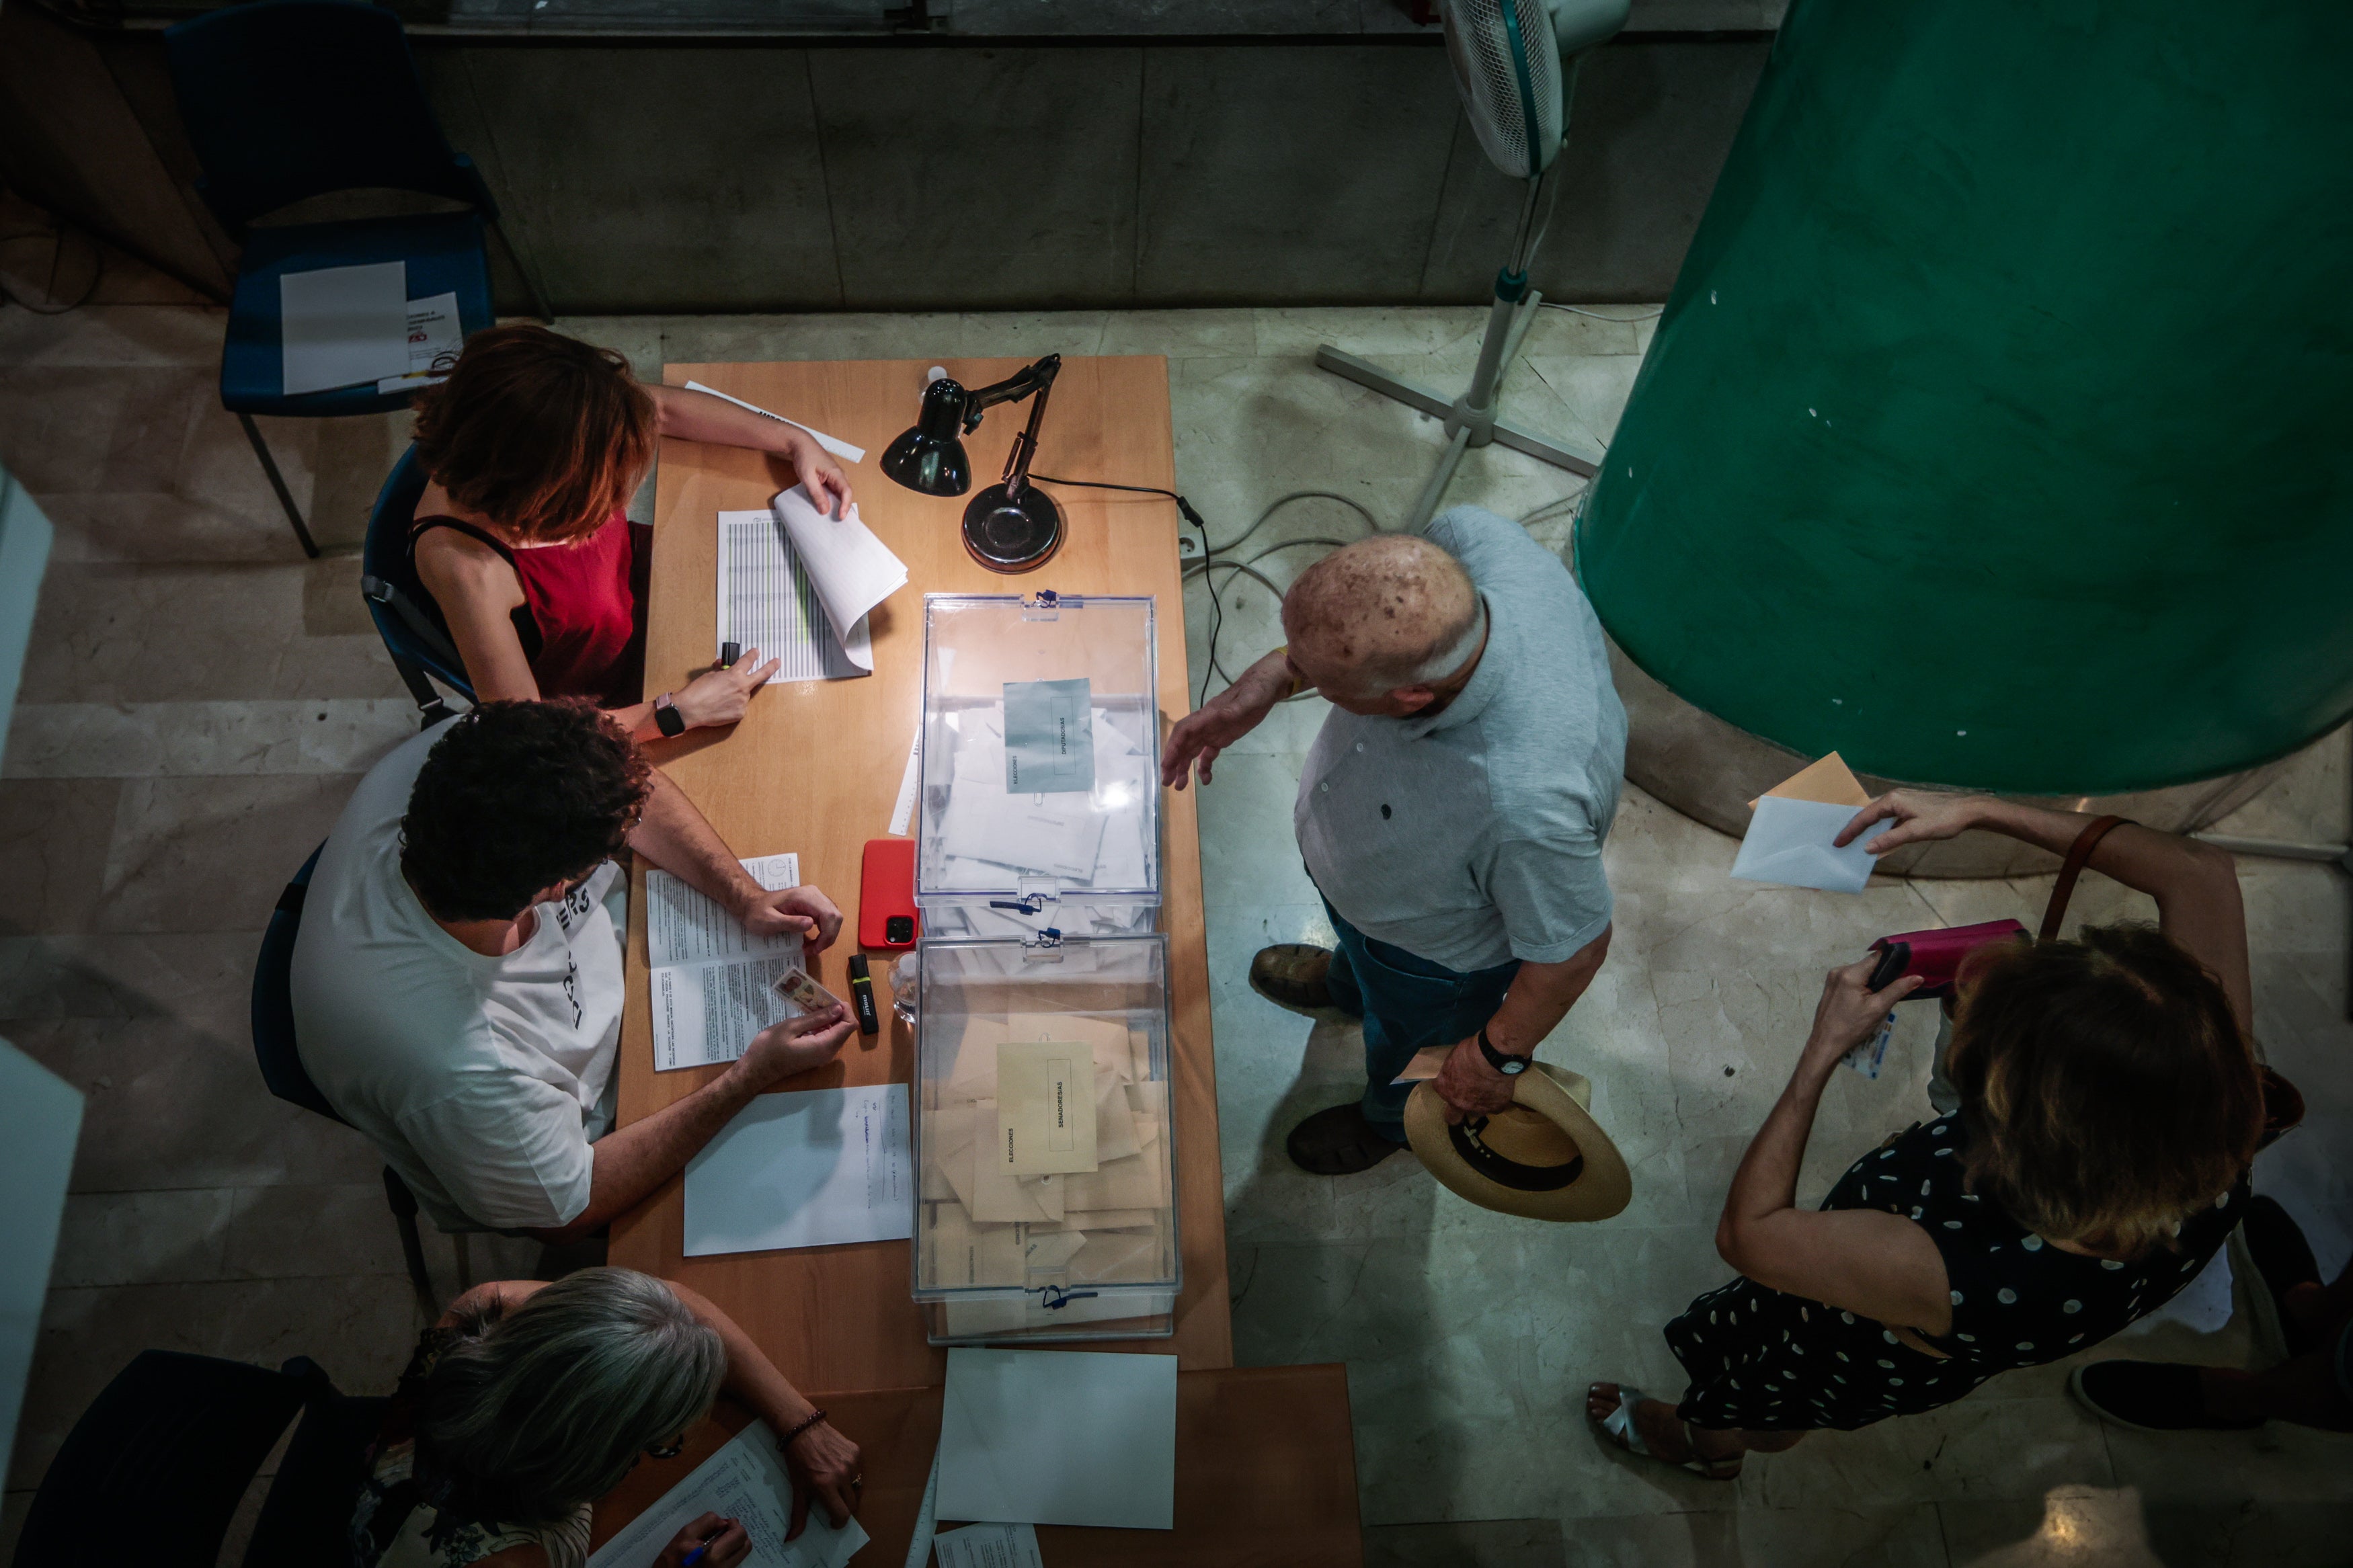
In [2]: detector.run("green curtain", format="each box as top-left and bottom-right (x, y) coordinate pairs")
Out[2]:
(1575, 0), (2353, 794)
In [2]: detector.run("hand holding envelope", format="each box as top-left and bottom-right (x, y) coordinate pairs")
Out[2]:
(1729, 751), (1882, 894)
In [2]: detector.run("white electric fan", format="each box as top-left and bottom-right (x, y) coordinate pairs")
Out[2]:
(1318, 0), (1629, 531)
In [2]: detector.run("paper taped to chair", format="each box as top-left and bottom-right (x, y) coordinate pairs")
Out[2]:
(280, 259), (409, 395)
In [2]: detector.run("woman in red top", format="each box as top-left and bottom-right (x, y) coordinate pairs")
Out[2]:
(409, 325), (852, 742)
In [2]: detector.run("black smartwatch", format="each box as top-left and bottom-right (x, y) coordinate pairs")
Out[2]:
(653, 692), (686, 738)
(1476, 1027), (1528, 1077)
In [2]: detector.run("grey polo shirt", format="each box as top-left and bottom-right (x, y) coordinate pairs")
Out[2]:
(1293, 505), (1626, 973)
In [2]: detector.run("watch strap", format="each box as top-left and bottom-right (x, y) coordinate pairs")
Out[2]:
(1477, 1026), (1527, 1075)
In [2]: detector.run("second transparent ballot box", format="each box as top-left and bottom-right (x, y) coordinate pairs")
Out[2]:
(916, 593), (1161, 935)
(910, 933), (1180, 1345)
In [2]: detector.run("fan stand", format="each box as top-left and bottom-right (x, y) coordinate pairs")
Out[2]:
(1315, 161), (1599, 532)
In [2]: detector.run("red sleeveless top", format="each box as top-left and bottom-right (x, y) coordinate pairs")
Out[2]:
(411, 511), (652, 709)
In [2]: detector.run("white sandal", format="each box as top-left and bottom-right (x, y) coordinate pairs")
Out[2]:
(1589, 1383), (1742, 1480)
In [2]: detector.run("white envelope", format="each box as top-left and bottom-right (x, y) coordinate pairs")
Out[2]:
(1730, 794), (1879, 894)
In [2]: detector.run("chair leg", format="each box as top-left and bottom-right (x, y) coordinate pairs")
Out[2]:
(236, 412), (321, 559)
(382, 1166), (439, 1320)
(487, 216), (555, 323)
(452, 1233), (475, 1292)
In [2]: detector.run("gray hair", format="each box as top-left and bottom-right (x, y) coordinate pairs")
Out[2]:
(417, 1268), (725, 1526)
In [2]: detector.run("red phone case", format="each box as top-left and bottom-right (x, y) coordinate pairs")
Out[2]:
(859, 837), (919, 950)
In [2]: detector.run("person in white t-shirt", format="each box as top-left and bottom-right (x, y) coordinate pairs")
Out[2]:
(291, 699), (853, 1237)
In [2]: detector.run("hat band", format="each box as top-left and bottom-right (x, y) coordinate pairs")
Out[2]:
(1449, 1116), (1585, 1193)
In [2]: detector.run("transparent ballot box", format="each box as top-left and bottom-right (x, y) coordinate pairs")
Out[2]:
(911, 933), (1180, 1345)
(916, 592), (1161, 936)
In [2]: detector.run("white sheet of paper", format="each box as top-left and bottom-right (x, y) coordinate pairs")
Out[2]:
(651, 954), (800, 1071)
(682, 379), (867, 463)
(717, 509), (871, 682)
(646, 854), (801, 968)
(280, 260), (409, 395)
(772, 484), (907, 661)
(585, 1421), (867, 1568)
(374, 291), (463, 395)
(930, 1522), (1044, 1568)
(937, 1347), (1176, 1530)
(1729, 794), (1879, 894)
(684, 1085), (913, 1255)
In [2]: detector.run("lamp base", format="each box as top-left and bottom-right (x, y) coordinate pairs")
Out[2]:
(961, 483), (1064, 573)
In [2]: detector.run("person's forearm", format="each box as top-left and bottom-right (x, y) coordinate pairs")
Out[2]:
(1718, 1053), (1835, 1257)
(651, 384), (799, 456)
(530, 1067), (760, 1243)
(664, 1278), (821, 1432)
(629, 769), (762, 909)
(1969, 797), (2233, 908)
(1482, 929), (1611, 1056)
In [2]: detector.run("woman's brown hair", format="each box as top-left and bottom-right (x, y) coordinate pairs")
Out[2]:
(1947, 922), (2262, 1258)
(411, 324), (656, 544)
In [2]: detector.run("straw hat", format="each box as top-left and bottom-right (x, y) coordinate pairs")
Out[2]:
(1404, 1062), (1630, 1222)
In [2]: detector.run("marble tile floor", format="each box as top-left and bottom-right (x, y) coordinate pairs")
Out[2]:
(1, 252), (2348, 1565)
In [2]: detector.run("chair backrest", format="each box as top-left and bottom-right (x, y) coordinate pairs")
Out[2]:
(13, 1352), (325, 1568)
(362, 443), (478, 701)
(251, 841), (343, 1125)
(242, 1382), (391, 1568)
(164, 0), (493, 231)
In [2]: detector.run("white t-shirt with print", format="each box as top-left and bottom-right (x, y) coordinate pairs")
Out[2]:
(290, 724), (627, 1232)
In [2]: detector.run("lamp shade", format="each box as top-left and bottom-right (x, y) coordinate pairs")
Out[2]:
(881, 376), (972, 497)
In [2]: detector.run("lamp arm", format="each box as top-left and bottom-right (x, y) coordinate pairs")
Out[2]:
(957, 354), (1064, 431)
(998, 371), (1058, 500)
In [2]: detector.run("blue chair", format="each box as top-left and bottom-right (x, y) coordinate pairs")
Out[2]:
(360, 442), (477, 725)
(12, 1350), (385, 1568)
(253, 843), (440, 1317)
(164, 0), (549, 558)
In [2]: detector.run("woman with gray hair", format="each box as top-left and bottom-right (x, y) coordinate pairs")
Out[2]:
(351, 1267), (862, 1568)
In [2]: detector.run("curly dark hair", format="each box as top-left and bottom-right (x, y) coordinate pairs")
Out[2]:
(400, 701), (652, 922)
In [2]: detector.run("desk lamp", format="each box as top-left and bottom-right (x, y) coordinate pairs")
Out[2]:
(881, 354), (1065, 572)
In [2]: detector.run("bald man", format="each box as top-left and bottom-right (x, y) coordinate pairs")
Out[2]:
(1163, 506), (1626, 1174)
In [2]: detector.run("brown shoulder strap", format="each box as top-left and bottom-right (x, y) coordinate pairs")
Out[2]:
(2039, 815), (2130, 941)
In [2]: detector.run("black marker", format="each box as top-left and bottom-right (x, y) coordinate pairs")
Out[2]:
(846, 953), (880, 1035)
(719, 641), (742, 666)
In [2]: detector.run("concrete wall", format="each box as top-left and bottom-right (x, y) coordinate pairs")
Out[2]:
(1, 23), (1766, 313)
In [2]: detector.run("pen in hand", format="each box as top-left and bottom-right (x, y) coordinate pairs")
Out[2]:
(680, 1520), (733, 1568)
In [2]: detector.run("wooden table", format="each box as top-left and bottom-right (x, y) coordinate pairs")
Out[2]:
(610, 355), (1231, 1391)
(592, 1365), (1364, 1568)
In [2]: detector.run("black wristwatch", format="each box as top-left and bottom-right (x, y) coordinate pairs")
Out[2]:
(653, 692), (686, 738)
(1476, 1027), (1528, 1077)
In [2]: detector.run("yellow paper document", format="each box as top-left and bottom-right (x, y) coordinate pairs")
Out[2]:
(996, 1040), (1101, 1175)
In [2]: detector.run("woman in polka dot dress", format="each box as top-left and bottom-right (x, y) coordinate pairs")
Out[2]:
(1588, 793), (2267, 1479)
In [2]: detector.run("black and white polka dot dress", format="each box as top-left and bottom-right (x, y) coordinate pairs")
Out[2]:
(1662, 1112), (2247, 1432)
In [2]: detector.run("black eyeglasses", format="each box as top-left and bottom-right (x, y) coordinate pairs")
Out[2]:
(645, 1440), (684, 1460)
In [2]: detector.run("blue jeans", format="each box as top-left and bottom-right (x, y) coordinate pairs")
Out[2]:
(1322, 900), (1520, 1141)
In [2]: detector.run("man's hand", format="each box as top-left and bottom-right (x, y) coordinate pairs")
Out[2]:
(733, 1006), (854, 1092)
(781, 1416), (863, 1540)
(655, 1514), (750, 1568)
(1835, 789), (1992, 858)
(1433, 1033), (1520, 1123)
(742, 884), (844, 952)
(786, 431), (853, 519)
(673, 649), (784, 731)
(1162, 653), (1296, 790)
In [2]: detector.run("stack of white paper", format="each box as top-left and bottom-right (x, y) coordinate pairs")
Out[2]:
(585, 1421), (868, 1568)
(684, 1085), (913, 1256)
(773, 484), (906, 658)
(280, 261), (409, 396)
(648, 853), (804, 1071)
(937, 1348), (1177, 1530)
(931, 700), (1153, 891)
